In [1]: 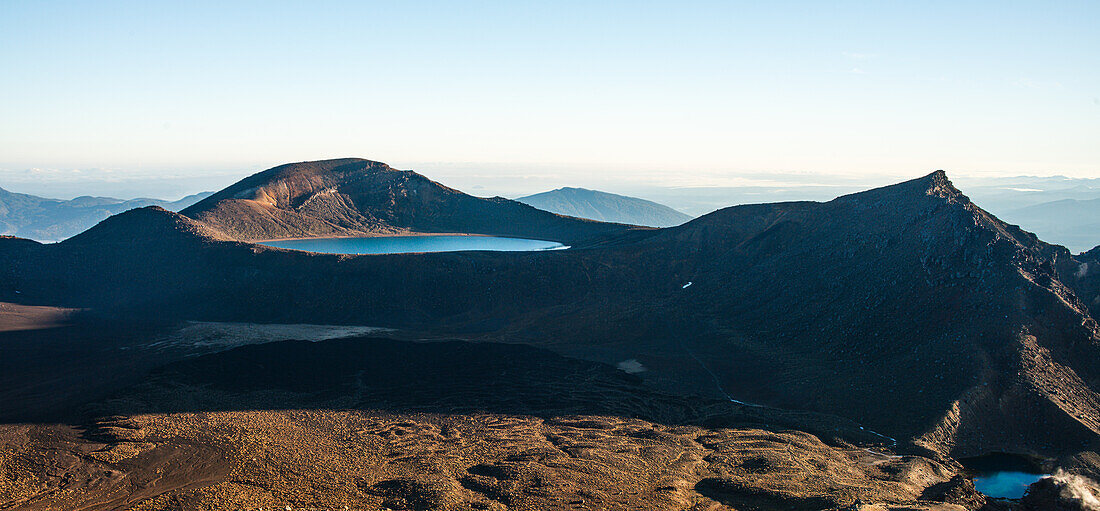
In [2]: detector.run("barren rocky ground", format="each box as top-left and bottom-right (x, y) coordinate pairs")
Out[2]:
(1, 411), (976, 511)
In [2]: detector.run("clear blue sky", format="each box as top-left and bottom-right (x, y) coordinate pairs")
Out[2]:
(1, 0), (1098, 193)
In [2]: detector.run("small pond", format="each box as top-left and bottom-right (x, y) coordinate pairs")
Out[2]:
(962, 453), (1049, 499)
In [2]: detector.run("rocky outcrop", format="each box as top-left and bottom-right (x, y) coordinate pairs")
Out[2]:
(1020, 472), (1100, 510)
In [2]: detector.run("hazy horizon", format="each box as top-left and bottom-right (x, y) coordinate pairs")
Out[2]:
(3, 1), (1097, 190)
(3, 160), (1099, 204)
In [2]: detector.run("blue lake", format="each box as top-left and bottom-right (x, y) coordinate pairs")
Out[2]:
(962, 453), (1049, 499)
(257, 235), (567, 255)
(972, 471), (1047, 499)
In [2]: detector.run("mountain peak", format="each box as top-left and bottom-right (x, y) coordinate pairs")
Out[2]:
(827, 170), (967, 210)
(924, 169), (964, 199)
(184, 158), (407, 212)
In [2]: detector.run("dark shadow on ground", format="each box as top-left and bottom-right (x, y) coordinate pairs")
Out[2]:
(0, 314), (182, 423)
(0, 314), (905, 450)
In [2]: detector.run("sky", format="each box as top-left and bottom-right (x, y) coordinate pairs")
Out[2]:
(1, 1), (1098, 198)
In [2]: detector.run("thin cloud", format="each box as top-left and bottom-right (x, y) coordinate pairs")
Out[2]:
(1013, 78), (1064, 90)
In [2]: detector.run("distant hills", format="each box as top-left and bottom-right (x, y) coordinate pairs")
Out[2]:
(517, 187), (691, 227)
(954, 176), (1100, 253)
(995, 198), (1100, 253)
(954, 175), (1100, 209)
(181, 158), (636, 244)
(0, 186), (211, 241)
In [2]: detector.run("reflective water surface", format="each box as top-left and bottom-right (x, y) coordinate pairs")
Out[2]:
(972, 471), (1047, 499)
(258, 235), (566, 255)
(962, 453), (1048, 499)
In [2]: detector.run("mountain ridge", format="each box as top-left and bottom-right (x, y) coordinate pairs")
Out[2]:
(182, 158), (637, 244)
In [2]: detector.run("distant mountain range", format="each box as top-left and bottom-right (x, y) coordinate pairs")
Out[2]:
(993, 198), (1100, 254)
(0, 186), (211, 242)
(956, 176), (1100, 253)
(516, 187), (692, 227)
(181, 158), (636, 243)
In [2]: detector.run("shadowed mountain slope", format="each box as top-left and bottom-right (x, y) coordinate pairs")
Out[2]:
(181, 158), (635, 244)
(517, 187), (692, 227)
(625, 171), (1100, 459)
(4, 171), (1100, 464)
